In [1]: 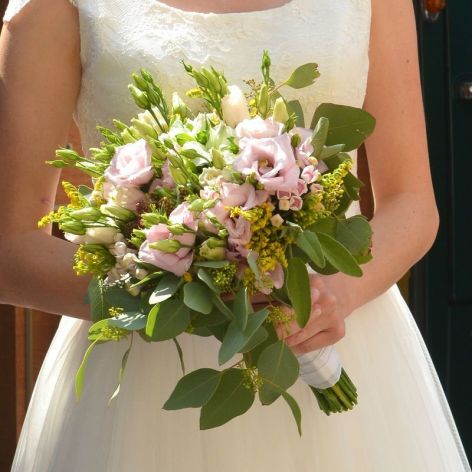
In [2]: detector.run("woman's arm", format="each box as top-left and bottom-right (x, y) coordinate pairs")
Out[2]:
(282, 0), (440, 353)
(0, 0), (91, 319)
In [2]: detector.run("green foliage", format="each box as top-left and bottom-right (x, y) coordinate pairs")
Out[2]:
(163, 368), (222, 410)
(285, 63), (320, 89)
(218, 308), (269, 365)
(149, 274), (181, 304)
(183, 281), (213, 314)
(145, 300), (190, 341)
(296, 231), (326, 268)
(199, 369), (255, 430)
(311, 103), (376, 151)
(317, 232), (363, 277)
(286, 257), (312, 328)
(257, 341), (299, 405)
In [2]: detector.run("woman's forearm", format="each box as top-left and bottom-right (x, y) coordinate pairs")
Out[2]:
(0, 230), (91, 320)
(326, 191), (439, 317)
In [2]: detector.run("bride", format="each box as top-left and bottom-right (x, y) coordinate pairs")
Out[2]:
(0, 0), (470, 470)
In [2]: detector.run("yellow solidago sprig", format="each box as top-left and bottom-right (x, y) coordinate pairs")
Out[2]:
(38, 181), (91, 229)
(237, 203), (288, 274)
(320, 159), (353, 213)
(208, 262), (238, 293)
(73, 244), (116, 277)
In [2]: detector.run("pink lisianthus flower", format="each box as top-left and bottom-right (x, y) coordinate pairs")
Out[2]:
(233, 134), (299, 193)
(149, 161), (175, 191)
(291, 126), (314, 167)
(235, 116), (283, 140)
(105, 139), (154, 186)
(220, 182), (269, 210)
(301, 165), (321, 185)
(138, 203), (197, 276)
(291, 127), (329, 173)
(206, 202), (252, 256)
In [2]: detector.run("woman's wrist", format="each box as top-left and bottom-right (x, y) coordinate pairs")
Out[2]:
(319, 272), (357, 319)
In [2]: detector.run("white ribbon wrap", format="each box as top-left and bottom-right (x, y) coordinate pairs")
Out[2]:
(296, 345), (342, 389)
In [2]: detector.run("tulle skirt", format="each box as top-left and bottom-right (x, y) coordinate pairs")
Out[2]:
(11, 284), (471, 471)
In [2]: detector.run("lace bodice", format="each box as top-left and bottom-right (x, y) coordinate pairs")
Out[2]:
(4, 0), (371, 201)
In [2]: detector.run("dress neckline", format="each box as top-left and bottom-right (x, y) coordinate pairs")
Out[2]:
(150, 0), (299, 17)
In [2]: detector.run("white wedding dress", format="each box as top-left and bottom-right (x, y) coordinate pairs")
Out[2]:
(4, 0), (471, 470)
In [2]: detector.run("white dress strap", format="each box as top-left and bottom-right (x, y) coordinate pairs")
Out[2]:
(3, 0), (77, 23)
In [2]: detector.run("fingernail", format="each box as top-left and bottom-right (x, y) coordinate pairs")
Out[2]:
(312, 307), (322, 316)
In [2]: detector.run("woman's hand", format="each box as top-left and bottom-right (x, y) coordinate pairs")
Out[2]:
(274, 273), (351, 355)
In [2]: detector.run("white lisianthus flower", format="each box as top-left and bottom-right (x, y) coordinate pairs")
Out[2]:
(65, 228), (120, 246)
(199, 167), (233, 187)
(85, 227), (120, 245)
(221, 85), (250, 128)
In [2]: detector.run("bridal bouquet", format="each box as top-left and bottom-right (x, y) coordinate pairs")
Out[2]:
(40, 51), (375, 433)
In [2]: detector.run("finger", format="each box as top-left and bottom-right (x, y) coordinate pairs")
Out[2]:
(284, 306), (326, 347)
(310, 287), (321, 304)
(292, 324), (346, 354)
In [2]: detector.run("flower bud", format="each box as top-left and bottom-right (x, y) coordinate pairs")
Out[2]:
(256, 83), (269, 118)
(270, 214), (284, 227)
(60, 219), (86, 235)
(221, 85), (250, 128)
(85, 227), (119, 245)
(148, 239), (182, 253)
(168, 165), (187, 186)
(279, 198), (290, 211)
(128, 85), (150, 109)
(272, 97), (289, 124)
(69, 207), (102, 221)
(131, 117), (158, 139)
(172, 92), (192, 118)
(211, 148), (226, 170)
(100, 203), (136, 222)
(199, 238), (226, 261)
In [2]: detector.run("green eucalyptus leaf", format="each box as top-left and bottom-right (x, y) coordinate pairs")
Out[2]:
(336, 216), (373, 257)
(286, 100), (305, 127)
(281, 389), (302, 435)
(257, 341), (299, 405)
(199, 369), (255, 430)
(233, 288), (251, 331)
(319, 143), (346, 160)
(311, 103), (376, 152)
(86, 278), (108, 322)
(193, 260), (230, 268)
(108, 335), (133, 405)
(197, 268), (220, 293)
(218, 308), (269, 365)
(311, 116), (329, 158)
(75, 335), (103, 400)
(286, 257), (311, 328)
(295, 231), (326, 268)
(307, 216), (338, 237)
(247, 251), (260, 281)
(103, 286), (142, 313)
(317, 232), (363, 277)
(87, 318), (110, 341)
(239, 326), (269, 353)
(146, 299), (190, 341)
(149, 274), (180, 304)
(211, 294), (234, 320)
(163, 368), (222, 410)
(145, 304), (159, 338)
(285, 63), (320, 89)
(183, 281), (213, 314)
(109, 312), (147, 331)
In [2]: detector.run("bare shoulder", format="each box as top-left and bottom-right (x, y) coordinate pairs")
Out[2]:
(2, 0), (79, 44)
